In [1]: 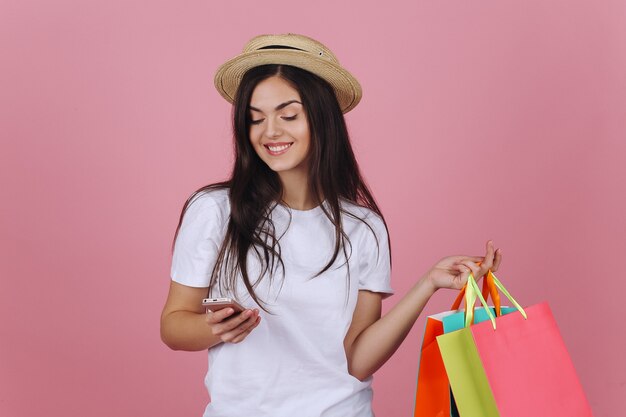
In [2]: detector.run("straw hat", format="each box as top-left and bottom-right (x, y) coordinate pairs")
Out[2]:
(214, 33), (362, 113)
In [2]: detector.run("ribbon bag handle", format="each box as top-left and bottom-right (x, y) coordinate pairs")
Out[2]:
(455, 270), (527, 330)
(451, 270), (501, 315)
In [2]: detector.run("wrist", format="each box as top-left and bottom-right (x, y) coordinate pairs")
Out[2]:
(415, 273), (438, 298)
(413, 274), (437, 299)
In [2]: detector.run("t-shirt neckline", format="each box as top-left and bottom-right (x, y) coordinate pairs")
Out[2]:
(277, 200), (327, 218)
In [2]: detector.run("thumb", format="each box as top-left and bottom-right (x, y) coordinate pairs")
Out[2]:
(456, 264), (471, 288)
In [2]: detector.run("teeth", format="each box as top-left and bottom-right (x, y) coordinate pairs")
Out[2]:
(268, 144), (291, 152)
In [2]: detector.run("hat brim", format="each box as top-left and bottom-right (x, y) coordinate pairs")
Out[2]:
(214, 50), (362, 113)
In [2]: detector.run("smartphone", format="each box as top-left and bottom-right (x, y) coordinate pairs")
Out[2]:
(202, 297), (245, 314)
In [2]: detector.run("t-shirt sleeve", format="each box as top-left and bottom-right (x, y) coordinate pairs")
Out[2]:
(170, 192), (227, 288)
(357, 213), (394, 298)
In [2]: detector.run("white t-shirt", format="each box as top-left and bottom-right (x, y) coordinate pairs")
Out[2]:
(170, 188), (393, 417)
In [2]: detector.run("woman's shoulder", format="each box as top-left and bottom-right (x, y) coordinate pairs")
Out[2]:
(190, 186), (229, 205)
(183, 186), (231, 220)
(339, 199), (384, 223)
(339, 199), (387, 235)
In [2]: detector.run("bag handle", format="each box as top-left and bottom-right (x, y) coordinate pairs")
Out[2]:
(451, 269), (501, 315)
(455, 270), (527, 330)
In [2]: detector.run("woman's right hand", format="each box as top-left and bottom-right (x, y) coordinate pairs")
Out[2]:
(206, 307), (261, 344)
(161, 282), (261, 351)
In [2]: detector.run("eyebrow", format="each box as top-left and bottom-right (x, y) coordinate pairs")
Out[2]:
(249, 100), (302, 113)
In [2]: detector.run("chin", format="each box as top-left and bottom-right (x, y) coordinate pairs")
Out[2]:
(268, 165), (294, 173)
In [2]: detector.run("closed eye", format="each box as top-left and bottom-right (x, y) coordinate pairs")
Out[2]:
(282, 115), (297, 121)
(250, 118), (264, 125)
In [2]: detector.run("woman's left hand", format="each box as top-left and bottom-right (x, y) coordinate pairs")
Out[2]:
(424, 240), (502, 292)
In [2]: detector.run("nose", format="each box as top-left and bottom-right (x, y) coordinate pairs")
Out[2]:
(264, 117), (282, 139)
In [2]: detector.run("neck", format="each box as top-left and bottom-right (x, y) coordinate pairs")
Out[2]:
(278, 170), (319, 210)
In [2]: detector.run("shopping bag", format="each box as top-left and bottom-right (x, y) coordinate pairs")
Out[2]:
(414, 273), (514, 417)
(413, 310), (455, 417)
(437, 273), (594, 417)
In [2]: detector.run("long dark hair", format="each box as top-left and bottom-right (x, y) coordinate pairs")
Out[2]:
(173, 64), (390, 309)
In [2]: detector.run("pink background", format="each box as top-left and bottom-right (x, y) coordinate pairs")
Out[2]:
(1, 1), (624, 416)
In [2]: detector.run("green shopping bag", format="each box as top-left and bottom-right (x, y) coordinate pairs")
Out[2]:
(414, 271), (515, 417)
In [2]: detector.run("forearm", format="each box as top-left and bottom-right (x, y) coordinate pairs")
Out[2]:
(160, 310), (222, 351)
(347, 277), (436, 380)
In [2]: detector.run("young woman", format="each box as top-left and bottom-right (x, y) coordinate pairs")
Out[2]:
(160, 33), (501, 417)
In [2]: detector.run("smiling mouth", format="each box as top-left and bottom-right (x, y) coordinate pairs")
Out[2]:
(264, 143), (293, 155)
